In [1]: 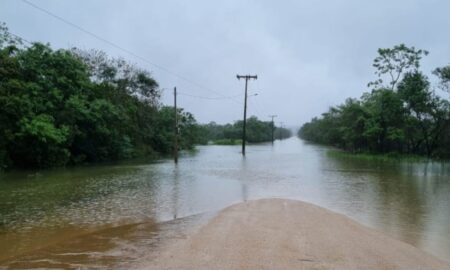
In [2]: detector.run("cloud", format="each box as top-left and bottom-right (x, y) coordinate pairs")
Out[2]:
(2, 0), (450, 126)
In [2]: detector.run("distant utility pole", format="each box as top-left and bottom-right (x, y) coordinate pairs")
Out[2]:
(173, 87), (178, 164)
(269, 115), (277, 144)
(278, 121), (284, 140)
(236, 74), (258, 156)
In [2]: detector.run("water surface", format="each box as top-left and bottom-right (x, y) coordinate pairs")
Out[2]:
(1, 137), (449, 268)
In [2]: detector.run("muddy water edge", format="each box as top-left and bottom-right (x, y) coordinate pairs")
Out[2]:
(1, 137), (449, 268)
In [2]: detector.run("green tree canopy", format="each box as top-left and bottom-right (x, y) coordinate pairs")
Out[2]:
(0, 24), (201, 169)
(300, 44), (450, 158)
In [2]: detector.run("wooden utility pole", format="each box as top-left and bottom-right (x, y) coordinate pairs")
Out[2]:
(236, 74), (258, 156)
(173, 87), (178, 164)
(278, 121), (284, 140)
(269, 115), (277, 144)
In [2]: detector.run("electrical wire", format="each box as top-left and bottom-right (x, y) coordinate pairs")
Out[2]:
(249, 96), (263, 118)
(9, 32), (32, 45)
(178, 92), (243, 101)
(20, 0), (242, 104)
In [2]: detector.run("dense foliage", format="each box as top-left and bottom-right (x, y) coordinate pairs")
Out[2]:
(299, 44), (450, 158)
(198, 116), (292, 144)
(0, 25), (200, 169)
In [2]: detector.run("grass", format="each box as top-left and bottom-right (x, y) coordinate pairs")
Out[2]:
(326, 149), (428, 162)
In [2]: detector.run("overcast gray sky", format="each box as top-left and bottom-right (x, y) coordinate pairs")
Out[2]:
(2, 0), (450, 127)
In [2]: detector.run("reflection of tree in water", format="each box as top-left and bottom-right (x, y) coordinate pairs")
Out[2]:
(2, 218), (161, 269)
(323, 153), (430, 246)
(0, 163), (165, 266)
(0, 164), (150, 229)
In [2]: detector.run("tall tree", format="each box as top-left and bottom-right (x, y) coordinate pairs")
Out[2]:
(369, 44), (428, 90)
(433, 64), (450, 93)
(0, 24), (202, 169)
(398, 72), (448, 156)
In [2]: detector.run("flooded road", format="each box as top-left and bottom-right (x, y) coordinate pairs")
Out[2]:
(1, 137), (449, 268)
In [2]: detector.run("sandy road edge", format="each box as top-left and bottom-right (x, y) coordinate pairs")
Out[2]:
(139, 198), (450, 270)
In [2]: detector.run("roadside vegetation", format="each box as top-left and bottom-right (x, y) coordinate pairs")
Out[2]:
(0, 24), (201, 169)
(299, 44), (450, 158)
(0, 24), (292, 170)
(326, 150), (426, 163)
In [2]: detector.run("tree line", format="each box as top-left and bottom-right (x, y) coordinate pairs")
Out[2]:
(299, 44), (450, 158)
(0, 23), (293, 170)
(198, 117), (292, 145)
(0, 24), (201, 169)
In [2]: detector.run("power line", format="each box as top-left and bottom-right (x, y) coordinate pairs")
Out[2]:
(6, 28), (244, 121)
(249, 95), (264, 117)
(10, 33), (31, 45)
(6, 30), (243, 105)
(20, 0), (241, 104)
(248, 78), (264, 117)
(7, 29), (243, 106)
(178, 92), (243, 101)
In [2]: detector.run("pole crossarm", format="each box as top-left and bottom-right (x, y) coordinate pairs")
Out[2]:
(236, 75), (258, 80)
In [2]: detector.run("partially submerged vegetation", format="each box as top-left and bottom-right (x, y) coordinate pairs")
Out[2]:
(0, 23), (292, 170)
(326, 149), (427, 163)
(0, 24), (201, 169)
(198, 117), (292, 145)
(299, 44), (450, 159)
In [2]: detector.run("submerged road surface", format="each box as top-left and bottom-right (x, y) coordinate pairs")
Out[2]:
(1, 138), (450, 268)
(143, 199), (450, 270)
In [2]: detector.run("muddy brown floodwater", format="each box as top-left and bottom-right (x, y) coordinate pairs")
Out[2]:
(0, 137), (449, 268)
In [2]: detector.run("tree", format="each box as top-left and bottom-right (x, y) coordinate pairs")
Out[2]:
(433, 64), (450, 93)
(362, 89), (406, 153)
(369, 44), (428, 90)
(0, 24), (202, 169)
(397, 72), (447, 156)
(198, 117), (283, 144)
(274, 127), (292, 140)
(299, 45), (450, 158)
(335, 98), (368, 152)
(72, 48), (160, 105)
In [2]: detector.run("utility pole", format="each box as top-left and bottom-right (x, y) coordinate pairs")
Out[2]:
(173, 87), (178, 164)
(269, 115), (277, 144)
(278, 121), (284, 140)
(236, 74), (257, 156)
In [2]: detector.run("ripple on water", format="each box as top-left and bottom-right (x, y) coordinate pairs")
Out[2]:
(1, 138), (450, 266)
